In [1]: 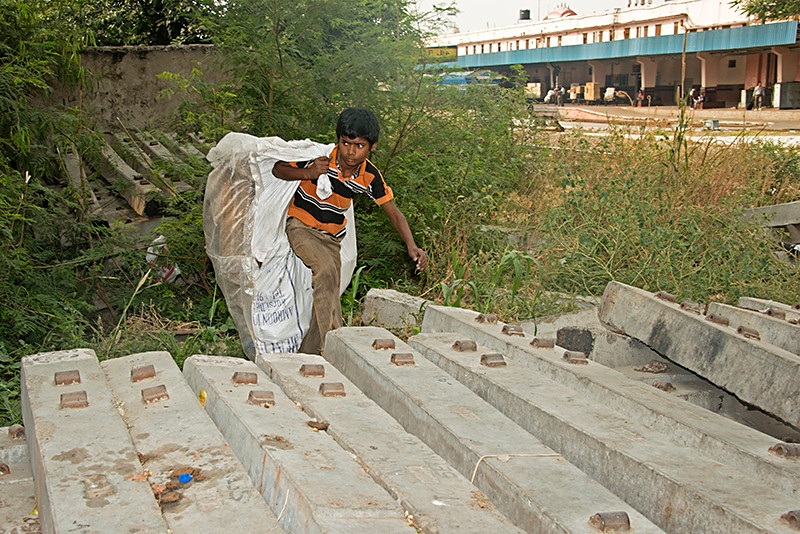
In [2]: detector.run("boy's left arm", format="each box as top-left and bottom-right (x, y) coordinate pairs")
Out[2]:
(380, 200), (428, 271)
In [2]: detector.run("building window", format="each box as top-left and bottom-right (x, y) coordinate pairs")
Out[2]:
(473, 45), (477, 54)
(728, 59), (736, 68)
(516, 40), (520, 50)
(623, 27), (630, 39)
(557, 35), (562, 46)
(609, 29), (615, 41)
(674, 22), (680, 34)
(480, 44), (485, 53)
(655, 24), (661, 36)
(643, 26), (649, 37)
(636, 27), (641, 38)
(525, 39), (530, 49)
(583, 33), (588, 44)
(497, 42), (501, 51)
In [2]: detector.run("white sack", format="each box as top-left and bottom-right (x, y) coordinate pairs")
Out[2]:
(204, 132), (357, 358)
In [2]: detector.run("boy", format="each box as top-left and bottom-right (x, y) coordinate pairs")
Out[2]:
(272, 107), (428, 355)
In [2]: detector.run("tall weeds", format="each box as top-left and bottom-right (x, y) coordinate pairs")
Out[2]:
(522, 129), (800, 304)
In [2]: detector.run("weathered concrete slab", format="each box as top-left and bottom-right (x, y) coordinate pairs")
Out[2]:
(62, 145), (102, 216)
(409, 331), (798, 533)
(165, 132), (206, 160)
(704, 301), (800, 355)
(0, 426), (39, 533)
(94, 140), (162, 215)
(20, 348), (167, 533)
(555, 325), (666, 368)
(254, 351), (523, 534)
(324, 327), (664, 534)
(110, 132), (154, 179)
(738, 296), (800, 323)
(419, 303), (800, 497)
(556, 325), (798, 435)
(361, 288), (427, 330)
(519, 304), (601, 337)
(132, 131), (193, 194)
(101, 351), (279, 533)
(598, 281), (800, 428)
(182, 354), (409, 534)
(743, 199), (800, 227)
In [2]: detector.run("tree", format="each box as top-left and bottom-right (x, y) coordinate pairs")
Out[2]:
(206, 0), (423, 139)
(732, 0), (800, 21)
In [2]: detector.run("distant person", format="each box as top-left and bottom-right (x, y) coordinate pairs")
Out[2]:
(637, 89), (644, 107)
(688, 87), (697, 107)
(753, 82), (764, 110)
(694, 90), (704, 109)
(272, 107), (428, 355)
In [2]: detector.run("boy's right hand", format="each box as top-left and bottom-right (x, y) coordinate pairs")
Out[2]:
(307, 157), (331, 179)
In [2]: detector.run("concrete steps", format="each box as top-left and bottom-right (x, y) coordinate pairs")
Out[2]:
(6, 282), (800, 532)
(322, 327), (663, 533)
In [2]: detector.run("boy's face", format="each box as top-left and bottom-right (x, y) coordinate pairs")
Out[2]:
(337, 136), (374, 170)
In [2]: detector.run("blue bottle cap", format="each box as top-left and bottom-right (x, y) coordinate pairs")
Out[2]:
(178, 473), (192, 483)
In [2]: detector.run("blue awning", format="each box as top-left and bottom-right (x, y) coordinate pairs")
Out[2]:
(456, 20), (799, 68)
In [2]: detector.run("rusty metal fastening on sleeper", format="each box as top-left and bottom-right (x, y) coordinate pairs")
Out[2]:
(131, 364), (156, 382)
(736, 325), (760, 340)
(391, 353), (415, 366)
(8, 424), (24, 439)
(782, 510), (800, 530)
(474, 313), (498, 324)
(705, 314), (730, 326)
(372, 338), (395, 350)
(502, 324), (524, 336)
(299, 364), (325, 377)
(247, 390), (275, 407)
(769, 442), (800, 458)
(61, 390), (89, 409)
(480, 353), (507, 367)
(141, 384), (169, 404)
(589, 511), (631, 531)
(563, 350), (588, 365)
(680, 300), (703, 315)
(452, 339), (477, 352)
(765, 308), (787, 320)
(232, 371), (258, 385)
(530, 337), (555, 349)
(54, 370), (81, 386)
(319, 382), (346, 397)
(654, 290), (677, 303)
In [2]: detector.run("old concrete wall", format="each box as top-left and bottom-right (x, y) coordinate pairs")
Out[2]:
(47, 45), (226, 130)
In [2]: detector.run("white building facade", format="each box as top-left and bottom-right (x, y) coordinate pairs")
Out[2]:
(428, 0), (800, 108)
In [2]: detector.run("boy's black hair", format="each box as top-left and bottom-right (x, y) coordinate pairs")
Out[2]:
(336, 107), (380, 146)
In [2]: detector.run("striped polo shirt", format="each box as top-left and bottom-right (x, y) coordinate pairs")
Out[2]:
(284, 146), (394, 238)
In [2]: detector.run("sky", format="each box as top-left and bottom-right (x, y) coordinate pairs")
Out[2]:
(414, 0), (628, 33)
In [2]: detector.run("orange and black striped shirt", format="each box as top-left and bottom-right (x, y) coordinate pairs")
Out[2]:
(284, 146), (394, 238)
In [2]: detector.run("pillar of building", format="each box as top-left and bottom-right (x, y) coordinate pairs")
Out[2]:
(546, 64), (555, 88)
(772, 46), (798, 83)
(696, 52), (720, 105)
(588, 61), (608, 85)
(771, 46), (798, 108)
(635, 56), (658, 105)
(636, 57), (657, 90)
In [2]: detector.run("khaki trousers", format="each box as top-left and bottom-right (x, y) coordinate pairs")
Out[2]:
(285, 217), (343, 355)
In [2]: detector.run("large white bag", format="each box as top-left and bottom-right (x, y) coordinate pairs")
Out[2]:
(204, 133), (356, 358)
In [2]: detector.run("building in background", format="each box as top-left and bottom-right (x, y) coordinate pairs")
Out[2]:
(427, 0), (800, 108)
